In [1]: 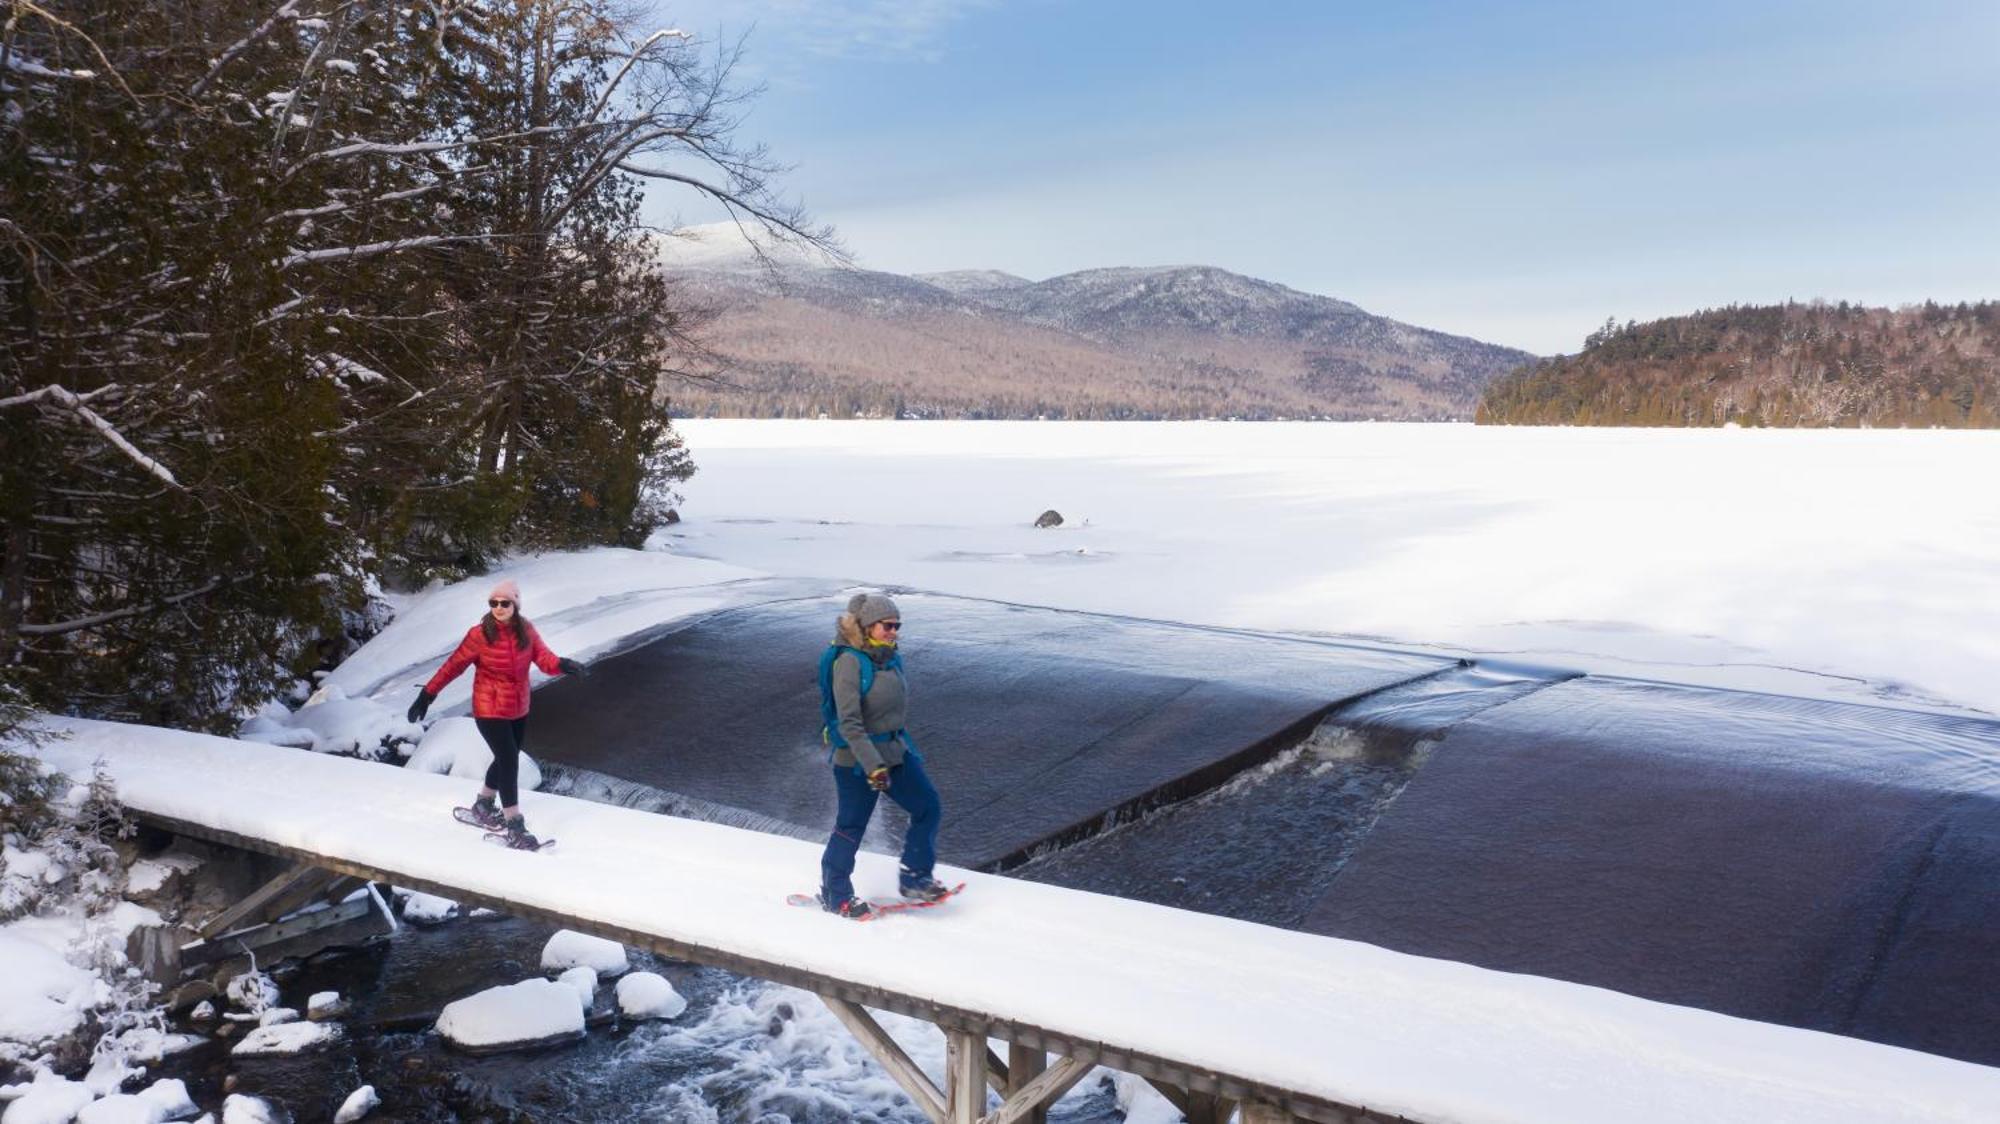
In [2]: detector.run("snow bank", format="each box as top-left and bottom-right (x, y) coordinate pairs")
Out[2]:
(0, 932), (97, 1046)
(540, 930), (626, 976)
(231, 1020), (342, 1056)
(0, 1073), (93, 1124)
(615, 973), (686, 1020)
(75, 1094), (167, 1124)
(240, 687), (415, 757)
(435, 979), (586, 1052)
(321, 547), (760, 706)
(404, 719), (541, 792)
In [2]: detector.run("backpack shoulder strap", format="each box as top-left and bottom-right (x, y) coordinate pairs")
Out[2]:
(818, 645), (874, 748)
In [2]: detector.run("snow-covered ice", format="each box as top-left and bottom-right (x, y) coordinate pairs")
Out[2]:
(540, 930), (627, 976)
(614, 972), (686, 1020)
(672, 420), (2000, 715)
(435, 979), (586, 1051)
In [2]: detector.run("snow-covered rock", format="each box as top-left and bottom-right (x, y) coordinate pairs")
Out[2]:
(305, 992), (346, 1021)
(188, 1002), (215, 1023)
(224, 971), (279, 1015)
(404, 719), (541, 791)
(614, 973), (686, 1021)
(331, 1085), (377, 1124)
(0, 1073), (93, 1124)
(0, 932), (96, 1045)
(83, 1056), (137, 1096)
(434, 979), (585, 1054)
(555, 966), (596, 1010)
(138, 1079), (197, 1121)
(539, 930), (625, 976)
(76, 1094), (167, 1124)
(393, 889), (458, 925)
(231, 1021), (341, 1056)
(219, 1095), (289, 1124)
(256, 1008), (298, 1027)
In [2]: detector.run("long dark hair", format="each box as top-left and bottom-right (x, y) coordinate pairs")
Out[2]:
(480, 611), (530, 646)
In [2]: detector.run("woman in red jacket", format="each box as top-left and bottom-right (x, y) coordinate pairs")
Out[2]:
(407, 579), (583, 849)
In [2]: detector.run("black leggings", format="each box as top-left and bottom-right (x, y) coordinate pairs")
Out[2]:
(475, 716), (529, 808)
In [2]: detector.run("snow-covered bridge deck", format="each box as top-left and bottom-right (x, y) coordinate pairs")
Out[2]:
(37, 718), (2000, 1124)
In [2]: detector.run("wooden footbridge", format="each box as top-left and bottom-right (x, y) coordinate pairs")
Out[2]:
(36, 718), (2000, 1124)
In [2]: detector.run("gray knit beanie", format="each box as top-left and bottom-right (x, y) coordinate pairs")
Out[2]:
(847, 592), (901, 629)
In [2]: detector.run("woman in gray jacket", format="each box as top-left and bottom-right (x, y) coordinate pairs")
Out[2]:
(816, 592), (947, 919)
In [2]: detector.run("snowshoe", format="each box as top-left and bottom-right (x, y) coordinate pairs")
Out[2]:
(453, 799), (504, 831)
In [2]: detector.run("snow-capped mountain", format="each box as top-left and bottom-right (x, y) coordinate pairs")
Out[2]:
(659, 223), (1535, 420)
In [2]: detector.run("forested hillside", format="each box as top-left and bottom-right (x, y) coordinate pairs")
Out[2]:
(1477, 302), (2000, 427)
(0, 1), (809, 729)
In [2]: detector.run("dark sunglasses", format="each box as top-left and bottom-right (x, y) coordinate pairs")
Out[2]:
(877, 620), (902, 632)
(488, 599), (514, 609)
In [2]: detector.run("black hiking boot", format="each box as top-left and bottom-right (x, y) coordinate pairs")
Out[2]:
(898, 876), (951, 903)
(501, 815), (542, 850)
(823, 894), (874, 920)
(468, 795), (504, 830)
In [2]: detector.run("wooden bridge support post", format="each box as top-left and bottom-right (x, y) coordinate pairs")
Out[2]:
(947, 1029), (986, 1124)
(1007, 1042), (1049, 1124)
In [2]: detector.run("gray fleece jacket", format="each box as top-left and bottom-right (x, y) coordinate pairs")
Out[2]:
(828, 615), (908, 771)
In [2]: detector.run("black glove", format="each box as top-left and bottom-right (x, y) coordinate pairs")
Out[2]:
(866, 766), (892, 792)
(406, 688), (435, 724)
(558, 657), (587, 678)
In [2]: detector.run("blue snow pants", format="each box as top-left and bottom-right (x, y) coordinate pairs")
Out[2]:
(820, 753), (941, 907)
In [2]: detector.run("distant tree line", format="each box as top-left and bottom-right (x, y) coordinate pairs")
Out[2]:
(1477, 302), (2000, 427)
(1, 1), (812, 730)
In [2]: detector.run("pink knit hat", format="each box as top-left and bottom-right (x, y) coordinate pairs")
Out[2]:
(488, 578), (522, 607)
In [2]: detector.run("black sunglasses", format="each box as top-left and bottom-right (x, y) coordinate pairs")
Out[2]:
(877, 620), (902, 632)
(488, 599), (514, 609)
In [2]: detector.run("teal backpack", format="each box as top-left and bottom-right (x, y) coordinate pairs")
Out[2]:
(817, 644), (907, 763)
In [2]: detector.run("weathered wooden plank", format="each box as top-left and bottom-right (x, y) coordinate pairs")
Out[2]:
(821, 995), (947, 1124)
(197, 862), (331, 939)
(181, 897), (381, 968)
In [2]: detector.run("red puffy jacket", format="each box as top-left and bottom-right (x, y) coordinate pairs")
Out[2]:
(424, 621), (565, 720)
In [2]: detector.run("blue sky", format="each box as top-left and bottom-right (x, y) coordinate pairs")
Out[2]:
(646, 1), (1999, 354)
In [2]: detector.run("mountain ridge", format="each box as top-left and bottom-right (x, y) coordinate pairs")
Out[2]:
(662, 225), (1536, 420)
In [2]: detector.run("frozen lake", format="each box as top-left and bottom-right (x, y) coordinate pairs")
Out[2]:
(671, 420), (2000, 715)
